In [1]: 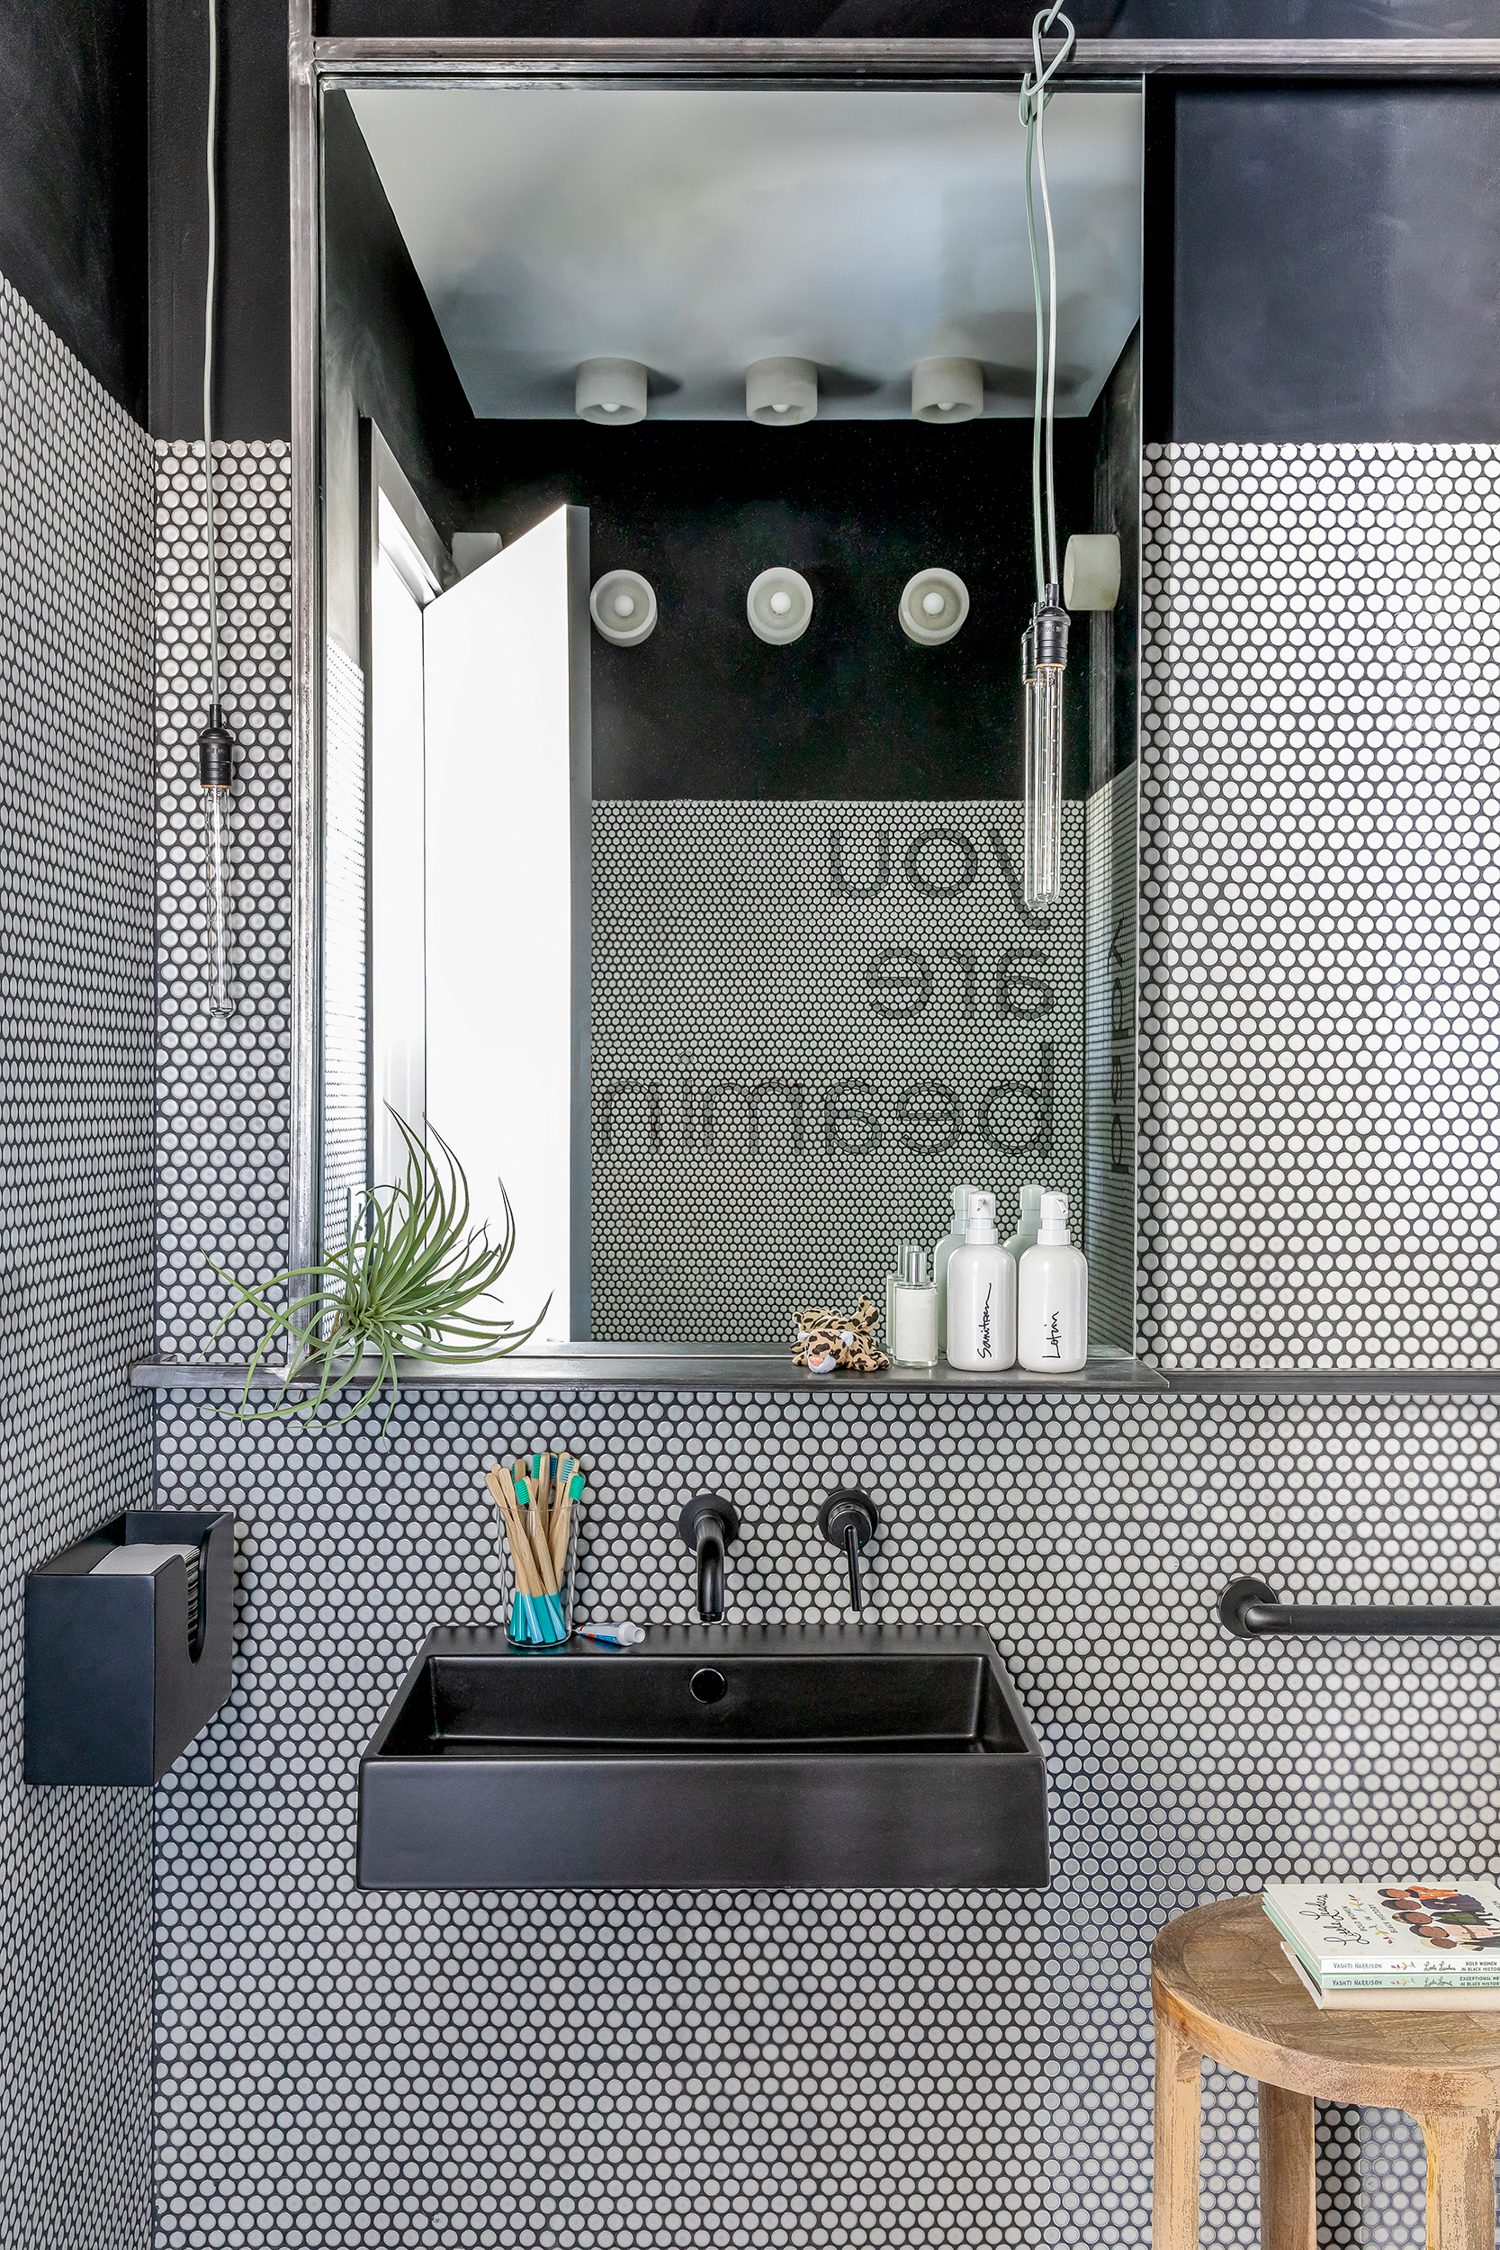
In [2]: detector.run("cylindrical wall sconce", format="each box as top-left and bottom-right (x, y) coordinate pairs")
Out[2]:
(576, 358), (648, 425)
(911, 358), (984, 424)
(747, 567), (814, 643)
(590, 569), (658, 645)
(899, 568), (969, 645)
(746, 358), (818, 427)
(1063, 532), (1122, 611)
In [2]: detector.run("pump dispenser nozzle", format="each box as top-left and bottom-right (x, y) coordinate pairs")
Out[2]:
(1037, 1191), (1071, 1244)
(965, 1191), (999, 1244)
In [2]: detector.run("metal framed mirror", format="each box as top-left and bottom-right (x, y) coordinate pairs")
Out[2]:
(290, 34), (1145, 1369)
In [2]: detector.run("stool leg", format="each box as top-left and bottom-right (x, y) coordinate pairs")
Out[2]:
(1419, 2111), (1499, 2250)
(1154, 2003), (1202, 2250)
(1259, 2085), (1316, 2250)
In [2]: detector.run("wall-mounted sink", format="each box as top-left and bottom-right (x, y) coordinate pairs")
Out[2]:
(357, 1624), (1048, 1891)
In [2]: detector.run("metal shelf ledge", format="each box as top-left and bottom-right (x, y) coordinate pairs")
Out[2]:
(130, 1350), (1165, 1396)
(129, 1357), (1500, 1398)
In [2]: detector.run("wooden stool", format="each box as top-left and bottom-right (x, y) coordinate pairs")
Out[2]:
(1153, 1897), (1500, 2250)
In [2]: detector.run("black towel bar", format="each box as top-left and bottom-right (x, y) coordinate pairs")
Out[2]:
(1220, 1576), (1500, 1640)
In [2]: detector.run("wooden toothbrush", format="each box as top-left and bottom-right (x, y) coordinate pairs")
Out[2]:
(551, 1463), (581, 1579)
(488, 1463), (550, 1639)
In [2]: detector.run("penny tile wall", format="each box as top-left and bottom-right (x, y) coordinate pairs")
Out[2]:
(147, 440), (1500, 2248)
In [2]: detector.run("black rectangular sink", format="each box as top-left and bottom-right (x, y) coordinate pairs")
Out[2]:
(357, 1624), (1048, 1891)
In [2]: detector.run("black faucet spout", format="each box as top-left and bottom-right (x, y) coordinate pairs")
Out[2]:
(676, 1494), (740, 1623)
(695, 1518), (726, 1621)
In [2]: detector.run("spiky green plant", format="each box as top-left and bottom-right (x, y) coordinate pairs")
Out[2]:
(209, 1114), (547, 1427)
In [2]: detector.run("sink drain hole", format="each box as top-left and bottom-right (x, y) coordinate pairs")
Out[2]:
(689, 1667), (728, 1704)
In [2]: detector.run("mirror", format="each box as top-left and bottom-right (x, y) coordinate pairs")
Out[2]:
(315, 74), (1143, 1359)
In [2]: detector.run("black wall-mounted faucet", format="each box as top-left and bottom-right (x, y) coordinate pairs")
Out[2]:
(818, 1488), (879, 1614)
(677, 1493), (740, 1623)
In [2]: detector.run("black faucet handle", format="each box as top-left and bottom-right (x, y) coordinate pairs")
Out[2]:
(677, 1493), (740, 1548)
(817, 1488), (878, 1614)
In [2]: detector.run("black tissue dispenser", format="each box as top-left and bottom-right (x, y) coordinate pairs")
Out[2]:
(25, 1510), (234, 1785)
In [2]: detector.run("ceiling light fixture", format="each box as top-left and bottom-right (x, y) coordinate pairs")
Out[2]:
(899, 569), (970, 646)
(912, 358), (984, 425)
(746, 358), (818, 428)
(589, 569), (658, 645)
(747, 567), (814, 643)
(1018, 1), (1076, 910)
(576, 358), (648, 425)
(1063, 531), (1122, 612)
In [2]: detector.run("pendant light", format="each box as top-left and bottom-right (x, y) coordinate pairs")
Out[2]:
(198, 0), (236, 1024)
(1018, 2), (1076, 910)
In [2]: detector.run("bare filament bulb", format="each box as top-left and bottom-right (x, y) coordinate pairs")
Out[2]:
(197, 707), (237, 1025)
(1022, 594), (1068, 909)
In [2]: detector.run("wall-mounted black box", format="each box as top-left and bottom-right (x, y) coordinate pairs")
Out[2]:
(24, 1510), (235, 1785)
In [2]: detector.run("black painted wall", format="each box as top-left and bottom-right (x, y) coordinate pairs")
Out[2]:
(1158, 82), (1500, 442)
(149, 0), (290, 440)
(0, 0), (145, 415)
(469, 416), (1096, 801)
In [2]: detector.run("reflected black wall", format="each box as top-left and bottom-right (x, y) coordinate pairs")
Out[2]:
(318, 0), (1125, 28)
(471, 417), (1095, 801)
(0, 0), (144, 415)
(317, 1), (1493, 30)
(1157, 83), (1500, 441)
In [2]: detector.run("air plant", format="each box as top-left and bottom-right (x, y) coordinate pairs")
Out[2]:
(208, 1114), (547, 1428)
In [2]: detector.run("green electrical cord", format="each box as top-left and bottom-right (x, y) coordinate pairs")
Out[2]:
(1020, 2), (1076, 606)
(202, 0), (223, 709)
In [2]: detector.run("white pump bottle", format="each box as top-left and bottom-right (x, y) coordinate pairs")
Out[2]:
(933, 1183), (980, 1350)
(1017, 1192), (1088, 1373)
(1005, 1181), (1044, 1264)
(943, 1191), (1017, 1372)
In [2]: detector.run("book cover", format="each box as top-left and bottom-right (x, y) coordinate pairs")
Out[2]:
(1264, 1883), (1500, 1980)
(1281, 1946), (1500, 2014)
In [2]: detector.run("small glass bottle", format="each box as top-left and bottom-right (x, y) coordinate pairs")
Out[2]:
(891, 1241), (939, 1369)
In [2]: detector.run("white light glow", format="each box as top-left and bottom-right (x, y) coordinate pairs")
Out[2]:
(423, 507), (583, 1337)
(370, 500), (434, 1188)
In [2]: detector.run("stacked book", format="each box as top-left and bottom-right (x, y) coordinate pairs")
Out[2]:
(1264, 1883), (1500, 2011)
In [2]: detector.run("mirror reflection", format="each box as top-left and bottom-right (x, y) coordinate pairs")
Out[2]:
(319, 79), (1143, 1355)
